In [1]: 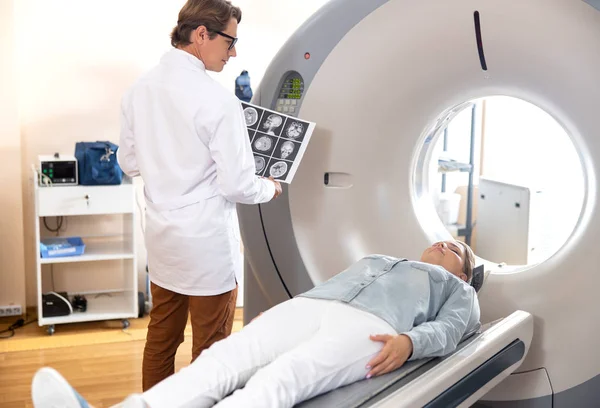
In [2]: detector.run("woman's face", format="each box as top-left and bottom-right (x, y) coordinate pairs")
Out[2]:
(420, 241), (467, 281)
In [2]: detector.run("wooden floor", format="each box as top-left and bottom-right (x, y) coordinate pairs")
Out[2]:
(0, 309), (244, 408)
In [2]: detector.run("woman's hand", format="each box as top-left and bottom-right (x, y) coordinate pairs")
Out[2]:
(365, 334), (413, 378)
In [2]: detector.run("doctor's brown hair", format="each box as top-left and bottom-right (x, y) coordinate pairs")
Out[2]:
(171, 0), (242, 48)
(456, 240), (475, 284)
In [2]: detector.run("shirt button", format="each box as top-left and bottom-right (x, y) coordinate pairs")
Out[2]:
(360, 283), (366, 286)
(371, 274), (376, 277)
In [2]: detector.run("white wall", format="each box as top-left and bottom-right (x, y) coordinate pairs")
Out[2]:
(0, 0), (27, 311)
(6, 0), (330, 307)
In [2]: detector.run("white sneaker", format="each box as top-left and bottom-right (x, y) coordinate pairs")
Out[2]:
(113, 394), (147, 408)
(31, 367), (90, 408)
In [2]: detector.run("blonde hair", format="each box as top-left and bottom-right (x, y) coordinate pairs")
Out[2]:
(456, 240), (475, 283)
(170, 0), (242, 48)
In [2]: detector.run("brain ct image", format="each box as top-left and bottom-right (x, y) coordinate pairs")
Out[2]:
(273, 139), (300, 162)
(280, 141), (294, 159)
(259, 113), (285, 136)
(254, 135), (273, 152)
(283, 119), (309, 142)
(242, 103), (265, 130)
(241, 103), (314, 184)
(254, 155), (266, 173)
(269, 161), (288, 178)
(244, 107), (259, 127)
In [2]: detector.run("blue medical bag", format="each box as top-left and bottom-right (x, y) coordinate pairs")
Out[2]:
(74, 141), (123, 185)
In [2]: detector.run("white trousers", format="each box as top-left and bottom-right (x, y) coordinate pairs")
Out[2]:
(142, 297), (397, 408)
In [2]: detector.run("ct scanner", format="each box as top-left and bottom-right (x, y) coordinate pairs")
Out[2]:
(237, 0), (600, 406)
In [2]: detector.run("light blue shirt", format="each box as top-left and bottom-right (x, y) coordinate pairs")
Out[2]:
(298, 254), (481, 361)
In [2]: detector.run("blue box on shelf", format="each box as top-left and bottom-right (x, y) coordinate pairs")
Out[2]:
(40, 237), (86, 258)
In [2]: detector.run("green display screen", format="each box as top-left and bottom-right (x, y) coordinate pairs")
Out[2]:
(283, 78), (303, 99)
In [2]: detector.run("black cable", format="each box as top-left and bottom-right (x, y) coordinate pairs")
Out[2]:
(43, 216), (63, 293)
(43, 216), (64, 292)
(43, 216), (64, 234)
(0, 314), (37, 339)
(257, 204), (293, 298)
(51, 265), (56, 292)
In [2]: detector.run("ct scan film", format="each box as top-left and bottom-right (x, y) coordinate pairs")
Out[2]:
(242, 102), (316, 184)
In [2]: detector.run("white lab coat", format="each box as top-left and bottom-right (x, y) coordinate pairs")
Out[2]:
(117, 48), (275, 296)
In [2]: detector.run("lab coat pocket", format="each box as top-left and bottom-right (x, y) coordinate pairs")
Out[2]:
(146, 195), (226, 248)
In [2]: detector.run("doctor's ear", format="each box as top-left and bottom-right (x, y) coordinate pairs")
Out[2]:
(194, 25), (208, 43)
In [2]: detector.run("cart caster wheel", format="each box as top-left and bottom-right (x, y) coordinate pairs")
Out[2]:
(122, 319), (130, 329)
(47, 325), (55, 336)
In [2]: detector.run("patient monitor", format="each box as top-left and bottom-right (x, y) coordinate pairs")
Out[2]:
(238, 0), (600, 406)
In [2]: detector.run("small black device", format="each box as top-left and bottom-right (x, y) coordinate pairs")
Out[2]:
(42, 291), (73, 317)
(72, 295), (87, 312)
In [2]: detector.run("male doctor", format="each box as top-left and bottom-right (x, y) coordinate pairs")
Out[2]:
(117, 0), (282, 391)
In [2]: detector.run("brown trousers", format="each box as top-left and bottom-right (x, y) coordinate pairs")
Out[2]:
(142, 281), (238, 391)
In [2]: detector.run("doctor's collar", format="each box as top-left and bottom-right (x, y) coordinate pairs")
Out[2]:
(170, 47), (206, 71)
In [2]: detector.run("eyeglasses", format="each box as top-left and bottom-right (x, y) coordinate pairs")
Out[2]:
(213, 30), (238, 50)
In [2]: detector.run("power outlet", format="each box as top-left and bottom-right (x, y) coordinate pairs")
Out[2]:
(0, 305), (22, 317)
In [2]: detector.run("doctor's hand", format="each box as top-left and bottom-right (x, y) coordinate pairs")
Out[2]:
(366, 334), (413, 378)
(268, 177), (282, 199)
